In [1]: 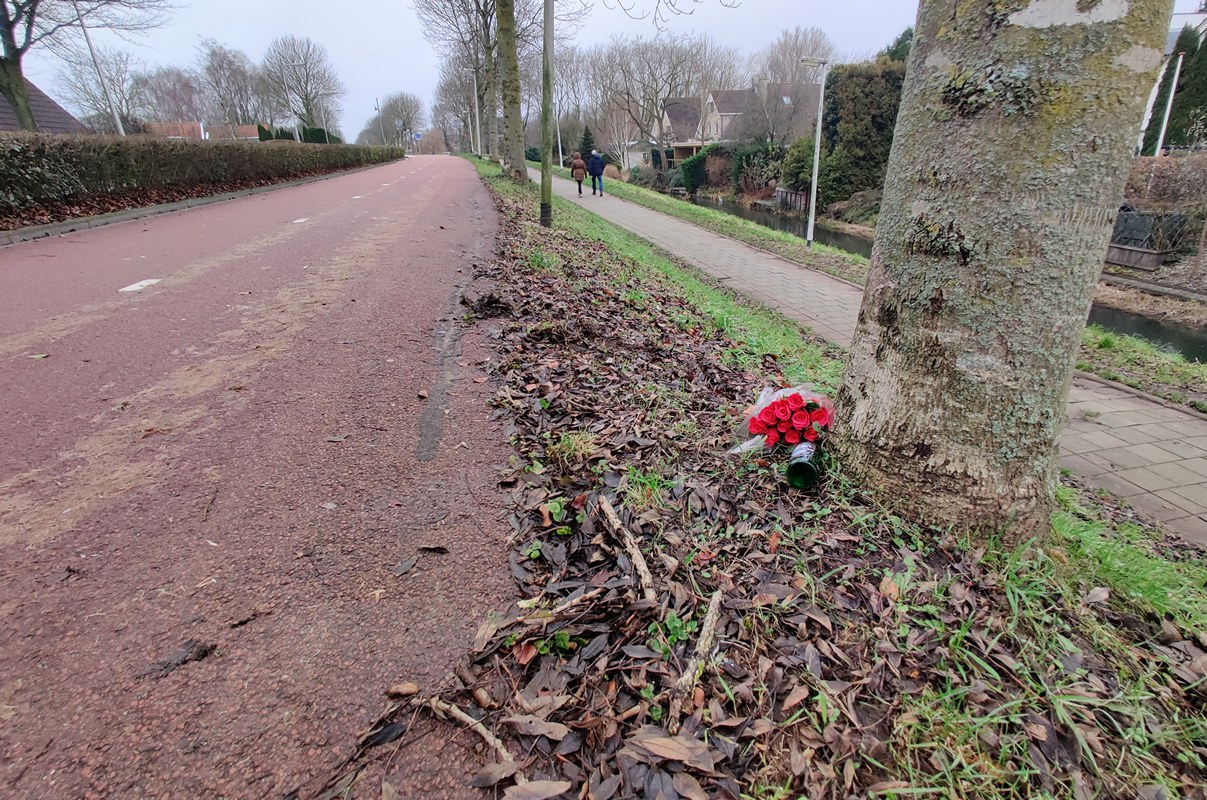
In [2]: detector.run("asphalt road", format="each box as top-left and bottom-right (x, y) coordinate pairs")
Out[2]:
(0, 156), (512, 798)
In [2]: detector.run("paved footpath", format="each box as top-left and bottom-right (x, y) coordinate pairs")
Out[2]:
(535, 169), (1207, 544)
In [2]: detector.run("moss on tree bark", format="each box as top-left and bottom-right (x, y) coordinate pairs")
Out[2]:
(836, 0), (1173, 540)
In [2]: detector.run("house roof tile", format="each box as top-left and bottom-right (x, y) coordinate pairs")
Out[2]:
(0, 79), (86, 134)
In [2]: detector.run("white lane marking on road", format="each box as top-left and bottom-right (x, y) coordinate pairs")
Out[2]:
(352, 195), (363, 199)
(118, 278), (161, 293)
(292, 218), (309, 224)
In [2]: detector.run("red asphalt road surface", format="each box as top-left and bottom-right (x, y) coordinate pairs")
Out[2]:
(0, 157), (514, 798)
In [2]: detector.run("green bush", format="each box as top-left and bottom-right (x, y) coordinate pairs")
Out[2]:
(730, 141), (786, 195)
(780, 136), (815, 192)
(680, 150), (708, 194)
(0, 132), (407, 213)
(525, 146), (541, 162)
(680, 143), (726, 195)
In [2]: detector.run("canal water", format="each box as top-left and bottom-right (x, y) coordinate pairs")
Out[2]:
(694, 196), (875, 257)
(693, 195), (1206, 363)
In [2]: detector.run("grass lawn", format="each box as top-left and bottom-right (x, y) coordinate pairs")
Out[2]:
(448, 158), (1207, 800)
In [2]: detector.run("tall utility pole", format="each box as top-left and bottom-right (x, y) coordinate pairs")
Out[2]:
(556, 100), (564, 167)
(800, 56), (828, 251)
(472, 72), (482, 156)
(71, 0), (124, 136)
(539, 0), (554, 226)
(374, 98), (387, 146)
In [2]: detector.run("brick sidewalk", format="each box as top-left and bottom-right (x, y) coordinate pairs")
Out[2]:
(536, 170), (1207, 544)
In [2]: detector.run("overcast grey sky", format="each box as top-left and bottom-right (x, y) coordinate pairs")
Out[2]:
(21, 0), (1205, 138)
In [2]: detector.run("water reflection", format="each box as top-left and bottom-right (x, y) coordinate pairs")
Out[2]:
(692, 196), (875, 258)
(1087, 305), (1207, 364)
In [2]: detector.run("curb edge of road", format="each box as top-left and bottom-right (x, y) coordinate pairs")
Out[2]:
(0, 160), (405, 247)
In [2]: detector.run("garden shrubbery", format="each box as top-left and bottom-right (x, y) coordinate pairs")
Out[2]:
(730, 141), (786, 198)
(0, 132), (406, 213)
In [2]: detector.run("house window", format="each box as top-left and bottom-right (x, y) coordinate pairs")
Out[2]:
(782, 95), (791, 105)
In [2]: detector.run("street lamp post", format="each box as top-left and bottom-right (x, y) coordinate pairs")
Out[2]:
(375, 98), (387, 146)
(277, 62), (305, 142)
(800, 56), (829, 252)
(471, 72), (482, 157)
(1154, 51), (1186, 157)
(71, 0), (124, 136)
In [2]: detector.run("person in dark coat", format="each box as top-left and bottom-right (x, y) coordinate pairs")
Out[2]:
(570, 151), (587, 196)
(587, 149), (605, 196)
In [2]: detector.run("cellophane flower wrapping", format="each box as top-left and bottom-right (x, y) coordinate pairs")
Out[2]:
(729, 385), (834, 455)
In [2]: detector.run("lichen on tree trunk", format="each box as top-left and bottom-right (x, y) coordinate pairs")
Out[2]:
(495, 0), (527, 181)
(836, 0), (1173, 540)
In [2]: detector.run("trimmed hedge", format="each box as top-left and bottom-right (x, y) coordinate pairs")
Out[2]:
(680, 143), (725, 195)
(0, 133), (406, 213)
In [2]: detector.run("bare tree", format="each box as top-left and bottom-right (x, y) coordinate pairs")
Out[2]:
(132, 65), (205, 122)
(358, 91), (424, 146)
(748, 26), (835, 86)
(56, 44), (141, 128)
(261, 34), (345, 130)
(589, 34), (695, 151)
(413, 0), (505, 158)
(197, 38), (272, 129)
(2, 0), (171, 130)
(415, 0), (583, 162)
(596, 96), (641, 167)
(604, 0), (738, 29)
(496, 0), (526, 177)
(837, 0), (1172, 539)
(434, 53), (477, 152)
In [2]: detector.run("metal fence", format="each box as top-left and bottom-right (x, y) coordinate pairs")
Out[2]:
(775, 187), (810, 213)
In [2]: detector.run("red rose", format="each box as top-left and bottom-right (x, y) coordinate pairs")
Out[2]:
(748, 417), (767, 435)
(784, 429), (801, 445)
(765, 429), (780, 447)
(803, 426), (819, 442)
(786, 393), (805, 410)
(791, 410), (809, 430)
(774, 401), (791, 421)
(778, 420), (790, 433)
(810, 406), (831, 429)
(758, 406), (777, 425)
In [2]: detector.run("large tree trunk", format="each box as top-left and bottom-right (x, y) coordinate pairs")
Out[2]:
(495, 0), (527, 180)
(836, 0), (1172, 540)
(0, 57), (37, 131)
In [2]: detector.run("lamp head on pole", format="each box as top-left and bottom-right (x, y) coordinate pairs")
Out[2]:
(799, 56), (828, 69)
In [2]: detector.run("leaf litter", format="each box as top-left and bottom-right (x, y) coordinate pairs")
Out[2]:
(327, 175), (1207, 799)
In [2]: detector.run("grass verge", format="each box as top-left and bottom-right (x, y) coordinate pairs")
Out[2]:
(441, 158), (1207, 799)
(1079, 323), (1207, 414)
(531, 160), (870, 286)
(503, 159), (844, 389)
(529, 160), (1207, 414)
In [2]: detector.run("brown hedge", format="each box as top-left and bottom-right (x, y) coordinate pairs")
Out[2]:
(0, 133), (407, 213)
(1125, 154), (1207, 211)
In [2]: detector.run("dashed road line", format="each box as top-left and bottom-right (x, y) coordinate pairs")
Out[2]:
(118, 279), (161, 293)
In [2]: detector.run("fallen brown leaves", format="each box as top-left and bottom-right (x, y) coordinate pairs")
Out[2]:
(334, 179), (1207, 800)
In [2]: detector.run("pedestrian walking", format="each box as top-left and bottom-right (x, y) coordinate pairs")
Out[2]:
(588, 150), (605, 196)
(570, 152), (587, 197)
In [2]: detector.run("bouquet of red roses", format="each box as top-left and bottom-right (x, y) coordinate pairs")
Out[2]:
(729, 385), (834, 455)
